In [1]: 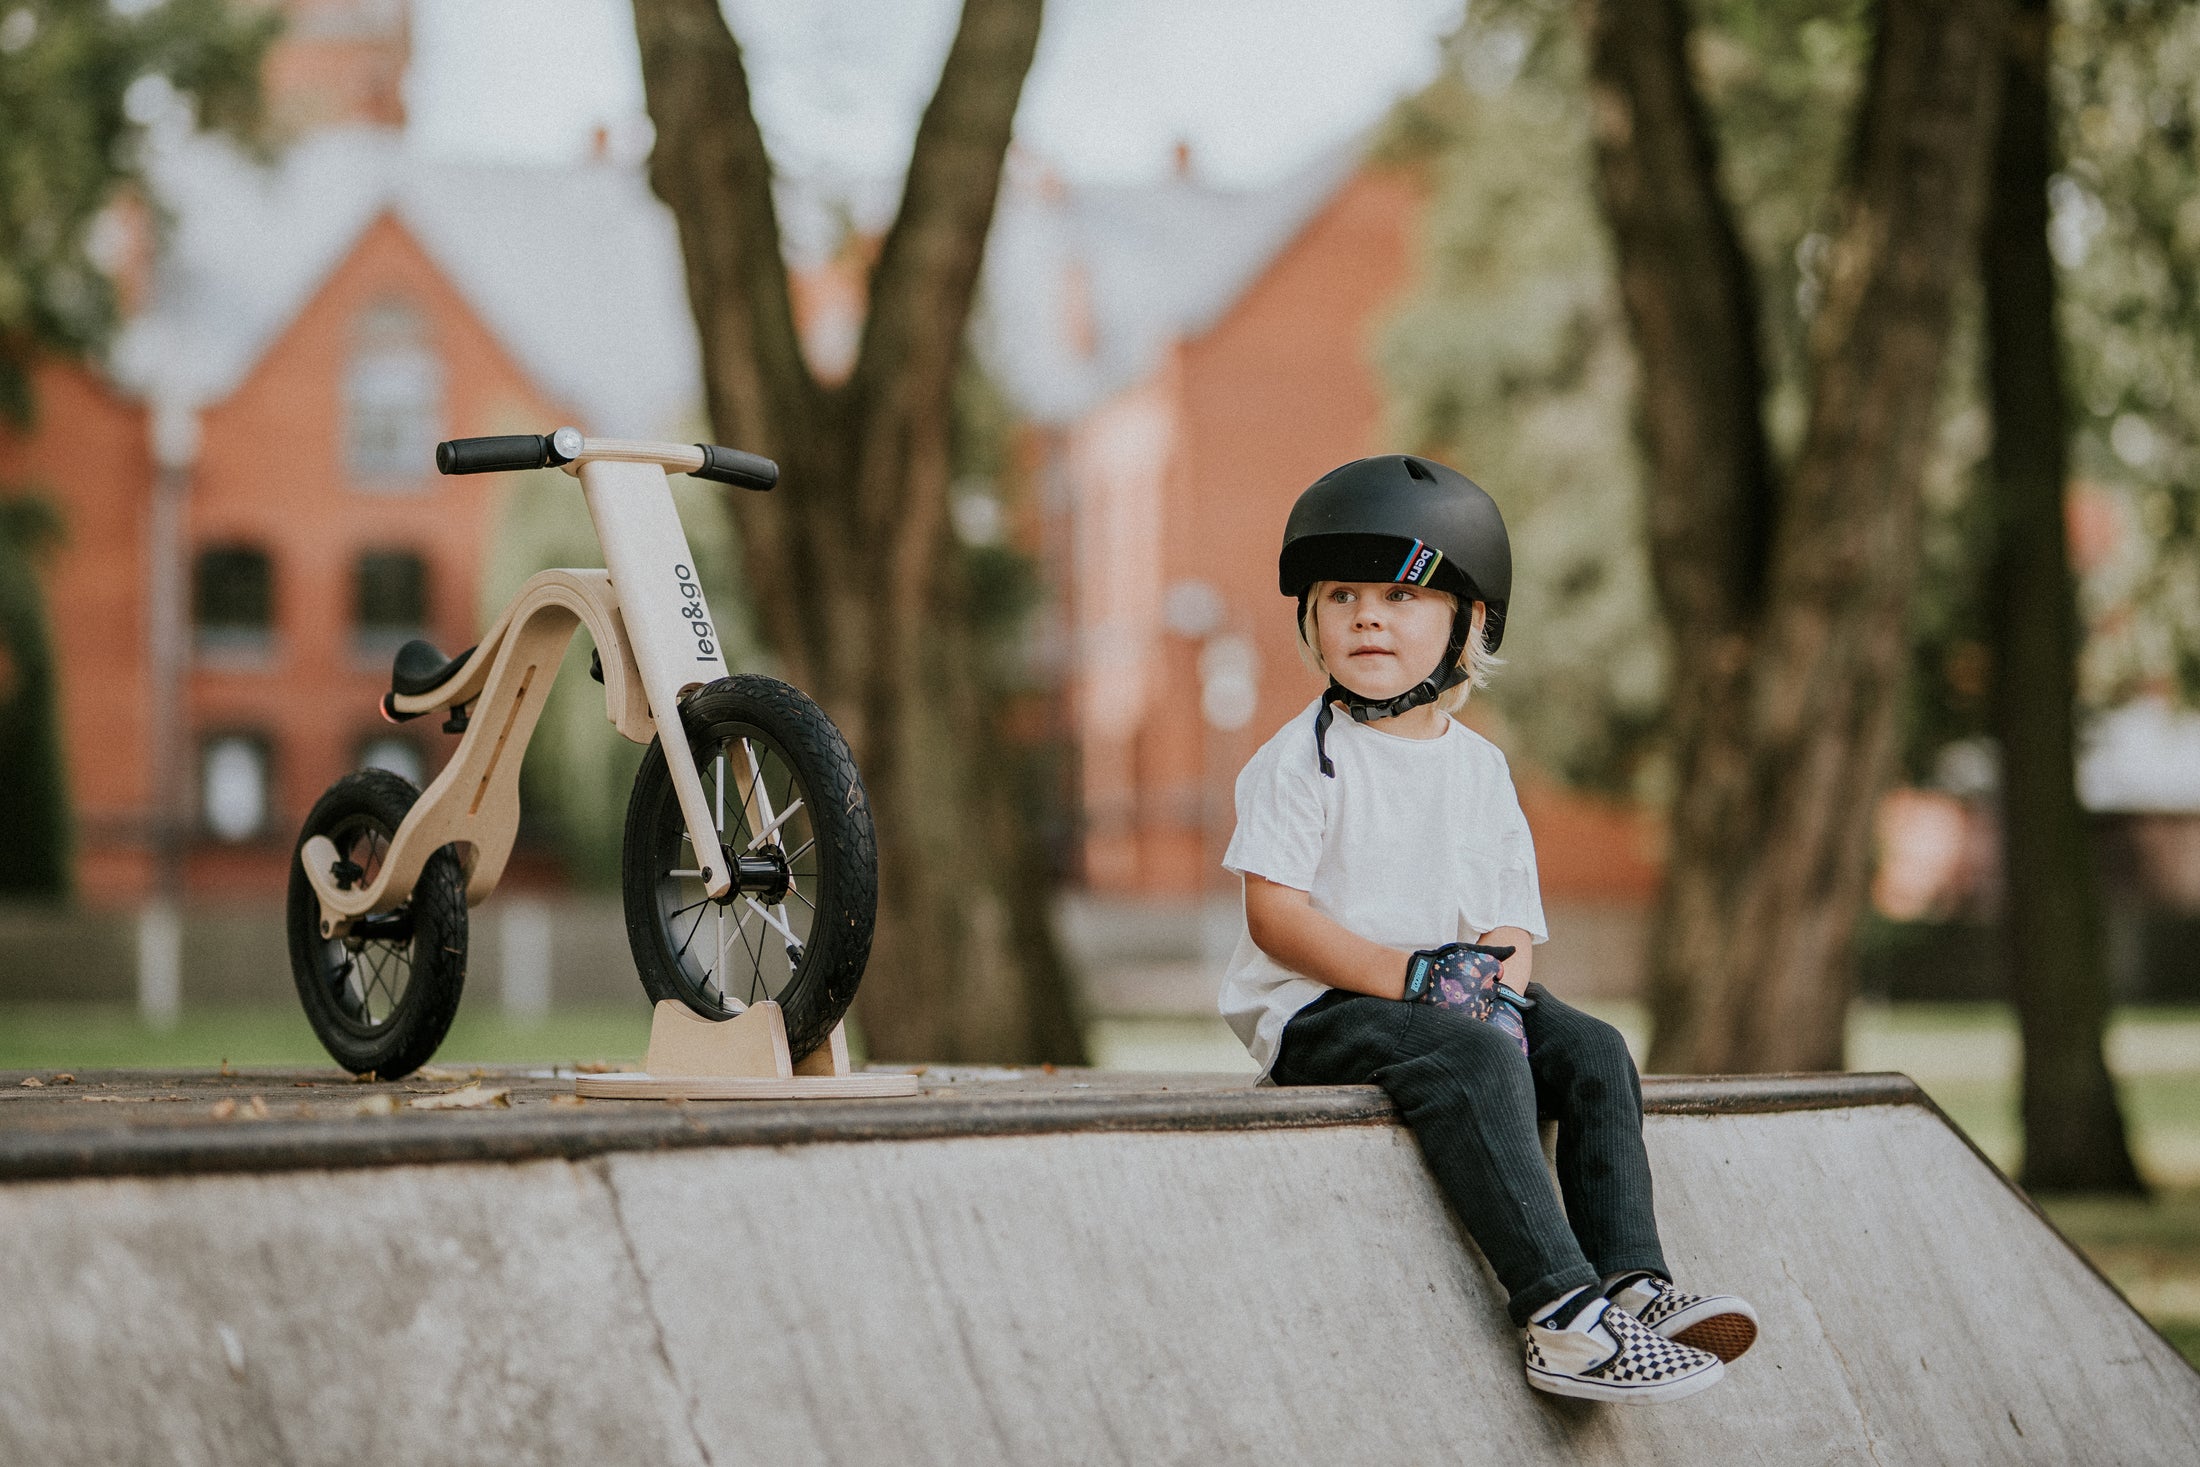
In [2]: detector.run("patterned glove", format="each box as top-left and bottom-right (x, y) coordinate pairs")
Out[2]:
(1402, 942), (1531, 1056)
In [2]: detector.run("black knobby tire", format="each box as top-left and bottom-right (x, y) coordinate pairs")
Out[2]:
(622, 674), (877, 1062)
(286, 769), (469, 1079)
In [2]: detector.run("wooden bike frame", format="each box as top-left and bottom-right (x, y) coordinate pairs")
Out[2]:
(300, 442), (739, 938)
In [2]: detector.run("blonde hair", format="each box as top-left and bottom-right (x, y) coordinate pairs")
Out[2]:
(1296, 583), (1502, 713)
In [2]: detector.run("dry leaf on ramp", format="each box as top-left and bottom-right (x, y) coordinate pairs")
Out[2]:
(407, 1084), (511, 1111)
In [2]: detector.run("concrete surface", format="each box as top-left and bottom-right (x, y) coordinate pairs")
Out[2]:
(2, 1068), (2195, 1465)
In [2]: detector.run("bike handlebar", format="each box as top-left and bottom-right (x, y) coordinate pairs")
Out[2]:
(435, 434), (564, 475)
(434, 429), (779, 492)
(690, 444), (779, 491)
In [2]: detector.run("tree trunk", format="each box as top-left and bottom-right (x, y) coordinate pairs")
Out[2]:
(1582, 0), (2009, 1071)
(0, 502), (70, 895)
(1982, 0), (2145, 1193)
(632, 0), (1084, 1062)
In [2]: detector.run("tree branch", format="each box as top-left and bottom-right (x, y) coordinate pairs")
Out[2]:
(632, 0), (818, 450)
(631, 0), (828, 668)
(852, 0), (1043, 515)
(1579, 0), (1778, 636)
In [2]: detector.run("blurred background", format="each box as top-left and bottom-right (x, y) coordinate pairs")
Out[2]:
(0, 0), (2196, 1352)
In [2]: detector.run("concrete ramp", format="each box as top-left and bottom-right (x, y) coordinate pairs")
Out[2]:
(1, 1071), (2194, 1464)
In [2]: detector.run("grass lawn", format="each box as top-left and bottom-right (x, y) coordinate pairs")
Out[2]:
(6, 998), (2198, 1366)
(0, 1003), (649, 1073)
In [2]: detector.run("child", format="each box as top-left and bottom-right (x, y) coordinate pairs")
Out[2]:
(1219, 455), (1758, 1403)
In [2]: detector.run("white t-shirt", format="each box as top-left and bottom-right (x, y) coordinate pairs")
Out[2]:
(1218, 696), (1549, 1076)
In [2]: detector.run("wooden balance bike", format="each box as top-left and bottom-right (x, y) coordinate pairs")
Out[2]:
(288, 428), (914, 1098)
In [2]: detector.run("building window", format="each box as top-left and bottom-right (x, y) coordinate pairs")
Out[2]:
(354, 548), (428, 651)
(344, 299), (442, 485)
(194, 545), (273, 655)
(357, 734), (425, 788)
(201, 734), (272, 842)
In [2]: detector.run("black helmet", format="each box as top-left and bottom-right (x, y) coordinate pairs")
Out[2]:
(1279, 454), (1511, 652)
(1281, 455), (1513, 777)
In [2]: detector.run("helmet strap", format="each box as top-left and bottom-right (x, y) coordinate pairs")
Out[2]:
(1311, 604), (1472, 776)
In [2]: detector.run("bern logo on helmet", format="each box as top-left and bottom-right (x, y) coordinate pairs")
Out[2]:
(1393, 540), (1444, 587)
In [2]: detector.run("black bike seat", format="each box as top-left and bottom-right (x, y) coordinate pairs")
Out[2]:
(389, 639), (476, 698)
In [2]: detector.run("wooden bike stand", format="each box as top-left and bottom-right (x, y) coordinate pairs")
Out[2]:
(573, 1001), (920, 1100)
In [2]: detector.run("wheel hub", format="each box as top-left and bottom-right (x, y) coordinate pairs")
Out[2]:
(720, 844), (791, 906)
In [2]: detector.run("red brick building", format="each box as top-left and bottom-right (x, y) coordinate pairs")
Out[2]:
(4, 5), (1664, 1002)
(0, 2), (699, 906)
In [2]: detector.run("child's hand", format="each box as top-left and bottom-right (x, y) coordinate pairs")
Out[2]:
(1402, 942), (1530, 1055)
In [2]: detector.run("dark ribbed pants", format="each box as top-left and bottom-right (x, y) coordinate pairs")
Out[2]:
(1272, 983), (1668, 1325)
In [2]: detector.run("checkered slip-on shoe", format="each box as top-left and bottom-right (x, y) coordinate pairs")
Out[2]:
(1608, 1274), (1760, 1363)
(1524, 1295), (1725, 1403)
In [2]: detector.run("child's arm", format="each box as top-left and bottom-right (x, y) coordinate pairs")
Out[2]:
(1243, 874), (1411, 1000)
(1479, 926), (1535, 991)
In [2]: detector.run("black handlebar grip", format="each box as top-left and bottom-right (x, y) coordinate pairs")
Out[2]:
(690, 444), (779, 491)
(436, 435), (559, 475)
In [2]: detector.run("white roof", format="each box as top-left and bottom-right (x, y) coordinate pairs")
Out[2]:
(2081, 699), (2200, 813)
(978, 138), (1365, 424)
(113, 124), (1368, 440)
(115, 127), (703, 439)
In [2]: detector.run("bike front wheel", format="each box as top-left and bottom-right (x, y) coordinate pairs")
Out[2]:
(620, 675), (877, 1062)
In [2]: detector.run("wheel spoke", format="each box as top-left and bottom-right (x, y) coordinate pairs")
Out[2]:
(741, 738), (778, 845)
(745, 897), (802, 950)
(733, 896), (767, 1002)
(360, 947), (385, 1022)
(366, 945), (388, 1006)
(713, 904), (733, 1005)
(747, 798), (805, 850)
(675, 900), (708, 959)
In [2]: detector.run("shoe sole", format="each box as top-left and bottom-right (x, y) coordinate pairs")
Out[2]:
(1670, 1310), (1758, 1363)
(1526, 1358), (1724, 1404)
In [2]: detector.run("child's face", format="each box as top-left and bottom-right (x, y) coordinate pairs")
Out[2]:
(1311, 581), (1459, 701)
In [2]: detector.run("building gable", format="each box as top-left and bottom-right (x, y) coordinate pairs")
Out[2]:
(117, 130), (702, 439)
(209, 206), (564, 460)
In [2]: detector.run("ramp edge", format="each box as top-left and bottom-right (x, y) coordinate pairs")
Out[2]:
(0, 1072), (1926, 1183)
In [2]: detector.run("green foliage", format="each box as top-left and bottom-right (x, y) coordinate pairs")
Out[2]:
(1376, 15), (1666, 795)
(2056, 0), (2200, 707)
(1884, 0), (2200, 775)
(0, 490), (67, 894)
(0, 0), (273, 901)
(0, 0), (276, 421)
(1384, 0), (2191, 795)
(1686, 0), (1875, 457)
(1379, 1), (1898, 795)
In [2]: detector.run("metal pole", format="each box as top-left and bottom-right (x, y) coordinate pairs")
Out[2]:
(138, 402), (197, 1029)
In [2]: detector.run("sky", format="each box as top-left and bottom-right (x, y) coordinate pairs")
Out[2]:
(404, 0), (1465, 189)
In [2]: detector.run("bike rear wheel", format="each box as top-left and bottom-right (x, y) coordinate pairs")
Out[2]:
(621, 675), (876, 1062)
(286, 769), (469, 1079)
